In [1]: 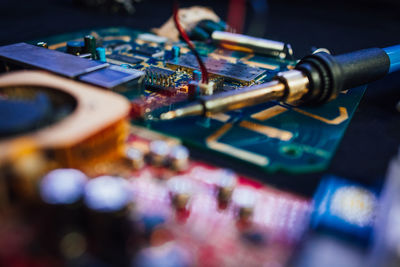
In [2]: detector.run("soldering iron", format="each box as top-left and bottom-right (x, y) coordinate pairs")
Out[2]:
(160, 45), (400, 120)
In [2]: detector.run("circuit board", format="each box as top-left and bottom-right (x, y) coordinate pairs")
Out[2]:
(32, 27), (365, 174)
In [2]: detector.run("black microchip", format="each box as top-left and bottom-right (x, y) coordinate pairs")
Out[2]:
(130, 46), (163, 57)
(106, 54), (143, 65)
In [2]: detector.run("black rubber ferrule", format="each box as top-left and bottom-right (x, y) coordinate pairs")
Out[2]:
(295, 48), (390, 104)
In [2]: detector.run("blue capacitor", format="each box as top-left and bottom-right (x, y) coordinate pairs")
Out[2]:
(172, 46), (180, 59)
(96, 47), (107, 63)
(193, 69), (202, 82)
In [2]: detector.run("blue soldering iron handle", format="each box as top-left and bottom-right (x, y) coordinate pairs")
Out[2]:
(383, 45), (400, 74)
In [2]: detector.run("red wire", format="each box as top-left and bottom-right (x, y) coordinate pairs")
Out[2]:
(173, 1), (209, 84)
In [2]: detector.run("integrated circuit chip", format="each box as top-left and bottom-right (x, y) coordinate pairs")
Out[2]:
(166, 54), (266, 84)
(146, 66), (175, 77)
(106, 54), (143, 65)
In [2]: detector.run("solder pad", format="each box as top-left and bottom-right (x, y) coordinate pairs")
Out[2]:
(33, 27), (365, 174)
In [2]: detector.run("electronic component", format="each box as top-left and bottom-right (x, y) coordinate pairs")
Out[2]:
(126, 147), (144, 170)
(311, 176), (377, 240)
(96, 47), (107, 62)
(78, 65), (145, 92)
(0, 43), (108, 78)
(131, 45), (164, 58)
(36, 41), (48, 48)
(66, 41), (84, 55)
(149, 140), (170, 166)
(167, 54), (266, 84)
(40, 169), (88, 205)
(106, 53), (143, 65)
(144, 66), (176, 88)
(84, 35), (97, 59)
(84, 175), (131, 212)
(168, 144), (189, 171)
(167, 176), (193, 210)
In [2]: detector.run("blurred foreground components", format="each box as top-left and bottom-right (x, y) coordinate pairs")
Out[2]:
(369, 149), (400, 266)
(0, 43), (145, 93)
(0, 71), (131, 168)
(212, 31), (293, 59)
(311, 176), (378, 241)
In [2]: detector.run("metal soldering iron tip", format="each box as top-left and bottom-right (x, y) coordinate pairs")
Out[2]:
(160, 111), (177, 120)
(159, 103), (204, 120)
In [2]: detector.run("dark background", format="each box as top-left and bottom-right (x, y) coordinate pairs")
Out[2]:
(1, 0), (399, 195)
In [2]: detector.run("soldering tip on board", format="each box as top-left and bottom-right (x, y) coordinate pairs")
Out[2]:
(160, 111), (177, 120)
(160, 103), (204, 120)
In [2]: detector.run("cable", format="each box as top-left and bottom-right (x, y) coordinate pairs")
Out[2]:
(173, 1), (209, 84)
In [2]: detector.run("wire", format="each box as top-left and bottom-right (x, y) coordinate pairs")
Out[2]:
(173, 1), (209, 84)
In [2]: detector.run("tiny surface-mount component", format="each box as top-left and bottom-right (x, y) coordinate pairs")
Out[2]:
(167, 53), (266, 84)
(232, 187), (258, 222)
(126, 147), (144, 170)
(214, 169), (237, 204)
(167, 176), (193, 210)
(168, 145), (189, 171)
(106, 53), (143, 65)
(84, 175), (132, 212)
(131, 45), (164, 58)
(149, 140), (170, 166)
(66, 41), (84, 55)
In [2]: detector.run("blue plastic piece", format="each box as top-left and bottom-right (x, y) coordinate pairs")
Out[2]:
(383, 45), (400, 74)
(172, 46), (180, 59)
(96, 47), (107, 63)
(311, 175), (378, 241)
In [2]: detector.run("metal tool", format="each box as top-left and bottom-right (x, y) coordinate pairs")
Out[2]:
(160, 44), (400, 120)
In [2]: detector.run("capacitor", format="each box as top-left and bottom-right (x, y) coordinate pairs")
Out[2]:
(188, 70), (202, 99)
(167, 177), (193, 210)
(40, 168), (87, 205)
(126, 147), (144, 170)
(149, 140), (170, 166)
(84, 175), (132, 212)
(172, 46), (180, 60)
(193, 69), (202, 82)
(168, 145), (190, 171)
(84, 35), (97, 60)
(214, 169), (237, 204)
(83, 175), (134, 265)
(66, 41), (84, 55)
(232, 187), (258, 222)
(96, 47), (107, 63)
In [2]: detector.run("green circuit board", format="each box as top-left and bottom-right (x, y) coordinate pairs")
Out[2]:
(37, 27), (365, 174)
